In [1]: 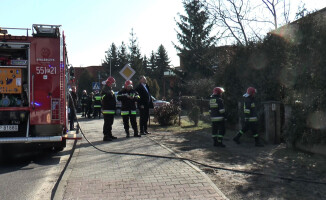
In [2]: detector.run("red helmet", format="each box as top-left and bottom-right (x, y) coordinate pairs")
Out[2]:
(247, 87), (257, 96)
(106, 76), (116, 87)
(124, 80), (133, 88)
(213, 87), (225, 95)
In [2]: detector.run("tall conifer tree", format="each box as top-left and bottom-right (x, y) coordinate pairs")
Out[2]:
(128, 29), (144, 77)
(118, 42), (128, 69)
(174, 0), (216, 79)
(104, 43), (119, 76)
(156, 45), (170, 96)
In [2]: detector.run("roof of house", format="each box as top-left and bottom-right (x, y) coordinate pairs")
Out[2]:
(270, 7), (326, 38)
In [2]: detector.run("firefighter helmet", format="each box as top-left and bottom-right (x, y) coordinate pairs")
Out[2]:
(213, 87), (225, 95)
(246, 87), (257, 96)
(83, 90), (87, 94)
(106, 76), (116, 87)
(124, 80), (133, 88)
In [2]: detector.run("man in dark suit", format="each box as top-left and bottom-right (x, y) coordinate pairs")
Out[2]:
(135, 76), (153, 135)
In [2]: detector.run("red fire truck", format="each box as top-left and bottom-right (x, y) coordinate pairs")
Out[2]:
(0, 24), (74, 152)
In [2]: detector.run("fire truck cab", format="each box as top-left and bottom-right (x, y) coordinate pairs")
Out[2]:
(0, 24), (71, 151)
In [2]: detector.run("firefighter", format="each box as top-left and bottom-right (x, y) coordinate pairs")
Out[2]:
(101, 77), (117, 141)
(86, 92), (94, 118)
(233, 87), (264, 147)
(93, 90), (102, 119)
(81, 90), (88, 117)
(209, 87), (226, 147)
(117, 80), (140, 138)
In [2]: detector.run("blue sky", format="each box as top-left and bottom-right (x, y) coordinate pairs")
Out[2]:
(1, 0), (326, 68)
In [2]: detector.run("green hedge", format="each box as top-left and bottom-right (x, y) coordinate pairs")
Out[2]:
(220, 17), (326, 145)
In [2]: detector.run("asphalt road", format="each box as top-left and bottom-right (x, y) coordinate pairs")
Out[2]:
(0, 141), (74, 200)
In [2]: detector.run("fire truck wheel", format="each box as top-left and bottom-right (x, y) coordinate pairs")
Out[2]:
(53, 138), (66, 152)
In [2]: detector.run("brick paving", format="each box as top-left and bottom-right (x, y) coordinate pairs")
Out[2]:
(60, 117), (228, 200)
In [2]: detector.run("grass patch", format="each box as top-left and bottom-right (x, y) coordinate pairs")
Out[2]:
(149, 116), (211, 133)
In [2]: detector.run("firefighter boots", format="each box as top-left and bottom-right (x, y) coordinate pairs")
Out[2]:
(233, 132), (242, 144)
(134, 132), (141, 137)
(213, 138), (225, 147)
(108, 132), (117, 140)
(217, 142), (226, 148)
(103, 135), (112, 141)
(126, 131), (130, 138)
(213, 138), (218, 147)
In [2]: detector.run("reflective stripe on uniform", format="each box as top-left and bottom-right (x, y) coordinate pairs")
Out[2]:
(131, 110), (137, 115)
(94, 96), (101, 100)
(248, 117), (258, 122)
(251, 103), (255, 108)
(94, 105), (101, 108)
(102, 110), (115, 114)
(217, 134), (224, 138)
(210, 99), (218, 108)
(219, 109), (225, 113)
(244, 108), (250, 114)
(210, 103), (218, 108)
(211, 116), (224, 121)
(121, 111), (129, 115)
(212, 134), (218, 138)
(253, 134), (259, 138)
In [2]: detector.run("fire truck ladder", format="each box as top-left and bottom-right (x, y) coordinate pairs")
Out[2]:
(59, 62), (64, 125)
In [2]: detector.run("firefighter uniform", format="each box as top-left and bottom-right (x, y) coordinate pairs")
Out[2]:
(101, 86), (117, 141)
(209, 87), (226, 147)
(81, 91), (88, 117)
(117, 86), (140, 137)
(233, 87), (264, 147)
(93, 91), (102, 119)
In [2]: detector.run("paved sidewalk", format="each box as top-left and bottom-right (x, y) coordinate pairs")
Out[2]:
(58, 117), (228, 200)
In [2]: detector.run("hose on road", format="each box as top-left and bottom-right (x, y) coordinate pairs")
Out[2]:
(75, 117), (326, 186)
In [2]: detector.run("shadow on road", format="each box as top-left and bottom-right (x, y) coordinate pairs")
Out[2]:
(0, 143), (70, 175)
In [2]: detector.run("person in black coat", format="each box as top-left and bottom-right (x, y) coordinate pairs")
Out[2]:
(81, 90), (88, 117)
(68, 86), (78, 130)
(135, 76), (153, 135)
(86, 92), (94, 118)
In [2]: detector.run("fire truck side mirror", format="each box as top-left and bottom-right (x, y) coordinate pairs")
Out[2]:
(69, 66), (75, 79)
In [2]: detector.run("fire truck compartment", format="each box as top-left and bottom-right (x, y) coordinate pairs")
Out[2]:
(0, 45), (29, 107)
